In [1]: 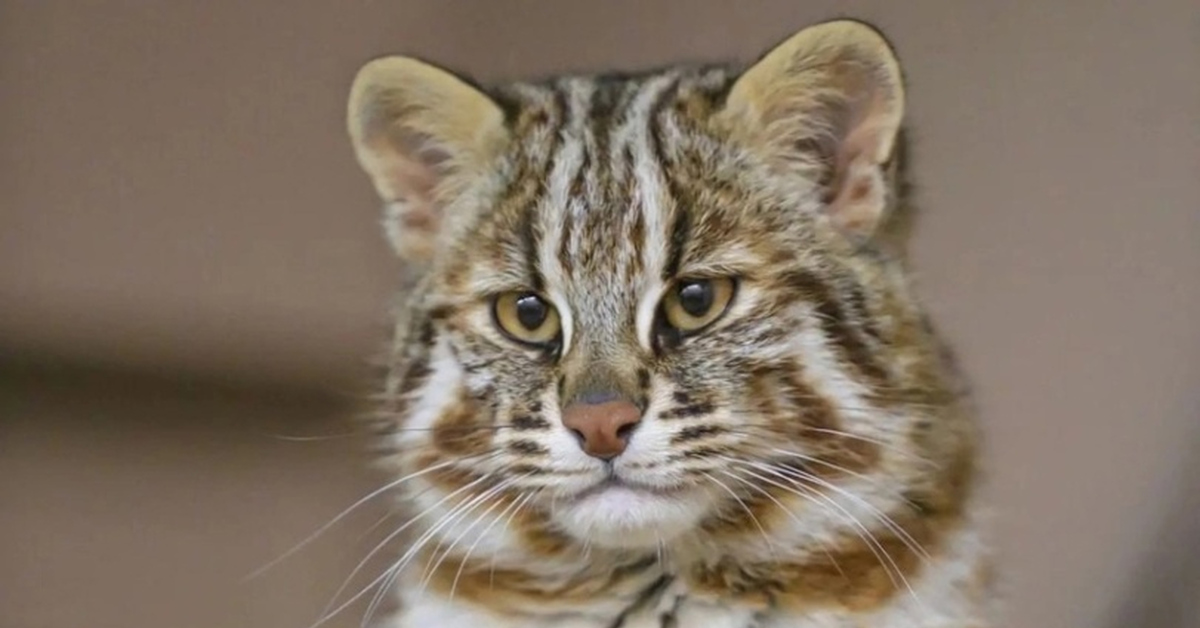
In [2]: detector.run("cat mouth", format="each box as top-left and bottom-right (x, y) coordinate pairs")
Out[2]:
(568, 474), (677, 502)
(553, 470), (713, 547)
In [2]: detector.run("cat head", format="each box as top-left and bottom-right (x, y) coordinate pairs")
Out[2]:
(346, 20), (965, 551)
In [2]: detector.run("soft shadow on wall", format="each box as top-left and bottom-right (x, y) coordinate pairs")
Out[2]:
(1102, 426), (1200, 628)
(0, 361), (390, 628)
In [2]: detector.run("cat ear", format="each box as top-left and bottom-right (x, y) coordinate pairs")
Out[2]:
(719, 20), (905, 241)
(347, 56), (508, 262)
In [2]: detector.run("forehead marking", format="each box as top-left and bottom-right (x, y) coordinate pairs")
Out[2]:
(628, 74), (683, 349)
(536, 80), (594, 353)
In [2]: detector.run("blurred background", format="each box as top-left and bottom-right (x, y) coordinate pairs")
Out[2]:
(2, 1), (1198, 627)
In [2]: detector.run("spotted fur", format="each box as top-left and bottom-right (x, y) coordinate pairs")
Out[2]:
(346, 18), (995, 628)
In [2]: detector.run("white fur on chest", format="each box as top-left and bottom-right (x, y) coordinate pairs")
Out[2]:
(381, 516), (993, 628)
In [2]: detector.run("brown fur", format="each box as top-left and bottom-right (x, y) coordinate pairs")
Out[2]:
(345, 18), (994, 628)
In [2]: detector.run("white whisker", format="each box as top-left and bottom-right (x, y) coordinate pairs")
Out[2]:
(717, 457), (907, 598)
(416, 477), (521, 595)
(243, 454), (492, 582)
(765, 460), (931, 562)
(719, 469), (847, 581)
(449, 488), (532, 602)
(358, 472), (502, 628)
(308, 472), (493, 628)
(699, 471), (777, 555)
(491, 490), (537, 590)
(767, 447), (925, 513)
(801, 427), (938, 468)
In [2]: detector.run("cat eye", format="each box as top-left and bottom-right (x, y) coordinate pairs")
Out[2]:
(493, 292), (561, 346)
(660, 278), (736, 333)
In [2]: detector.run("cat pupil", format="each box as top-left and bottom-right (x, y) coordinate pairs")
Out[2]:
(515, 295), (548, 330)
(678, 281), (713, 317)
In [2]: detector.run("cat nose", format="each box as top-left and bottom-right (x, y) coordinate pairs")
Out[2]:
(561, 398), (642, 460)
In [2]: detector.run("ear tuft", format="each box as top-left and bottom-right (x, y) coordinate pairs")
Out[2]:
(347, 56), (508, 262)
(720, 20), (905, 241)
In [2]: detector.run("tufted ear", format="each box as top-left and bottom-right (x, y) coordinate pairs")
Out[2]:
(347, 56), (508, 262)
(719, 20), (905, 242)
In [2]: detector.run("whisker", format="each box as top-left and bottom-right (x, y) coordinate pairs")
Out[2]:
(242, 454), (494, 582)
(450, 489), (533, 602)
(358, 473), (497, 628)
(310, 472), (493, 628)
(716, 458), (902, 589)
(767, 447), (926, 511)
(372, 423), (532, 433)
(261, 431), (360, 442)
(746, 387), (965, 424)
(725, 423), (937, 468)
(719, 469), (847, 581)
(416, 478), (521, 595)
(360, 477), (506, 624)
(723, 457), (923, 607)
(354, 511), (396, 544)
(803, 426), (939, 466)
(764, 461), (931, 562)
(490, 490), (537, 590)
(699, 471), (777, 556)
(579, 533), (594, 563)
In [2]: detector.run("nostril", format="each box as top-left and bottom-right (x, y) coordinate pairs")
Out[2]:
(567, 427), (587, 447)
(615, 421), (638, 442)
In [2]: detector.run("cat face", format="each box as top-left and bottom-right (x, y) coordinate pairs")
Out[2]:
(349, 22), (966, 553)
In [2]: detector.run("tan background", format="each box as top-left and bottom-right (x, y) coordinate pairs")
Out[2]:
(2, 1), (1198, 627)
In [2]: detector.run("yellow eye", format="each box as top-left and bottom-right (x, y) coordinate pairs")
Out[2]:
(493, 292), (561, 346)
(661, 278), (736, 333)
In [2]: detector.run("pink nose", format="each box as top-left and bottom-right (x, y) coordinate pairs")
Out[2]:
(560, 400), (642, 459)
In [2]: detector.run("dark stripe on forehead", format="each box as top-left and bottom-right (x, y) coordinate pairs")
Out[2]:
(643, 76), (689, 281)
(512, 85), (574, 291)
(664, 204), (691, 280)
(541, 80), (602, 287)
(519, 191), (545, 291)
(621, 144), (644, 281)
(588, 79), (623, 174)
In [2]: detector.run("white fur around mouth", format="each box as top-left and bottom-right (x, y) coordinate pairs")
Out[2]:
(568, 475), (677, 502)
(552, 474), (712, 549)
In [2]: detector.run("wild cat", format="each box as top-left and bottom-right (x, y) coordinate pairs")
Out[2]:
(342, 18), (996, 628)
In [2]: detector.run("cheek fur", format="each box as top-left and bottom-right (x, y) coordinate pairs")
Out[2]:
(634, 303), (889, 484)
(391, 338), (470, 451)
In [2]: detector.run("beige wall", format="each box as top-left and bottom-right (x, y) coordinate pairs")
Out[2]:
(2, 2), (1198, 627)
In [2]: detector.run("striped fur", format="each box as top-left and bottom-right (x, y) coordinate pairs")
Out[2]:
(349, 19), (994, 628)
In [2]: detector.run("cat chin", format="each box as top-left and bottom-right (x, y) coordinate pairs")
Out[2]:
(552, 484), (712, 549)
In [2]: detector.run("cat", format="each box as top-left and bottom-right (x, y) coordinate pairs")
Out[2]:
(343, 18), (996, 628)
